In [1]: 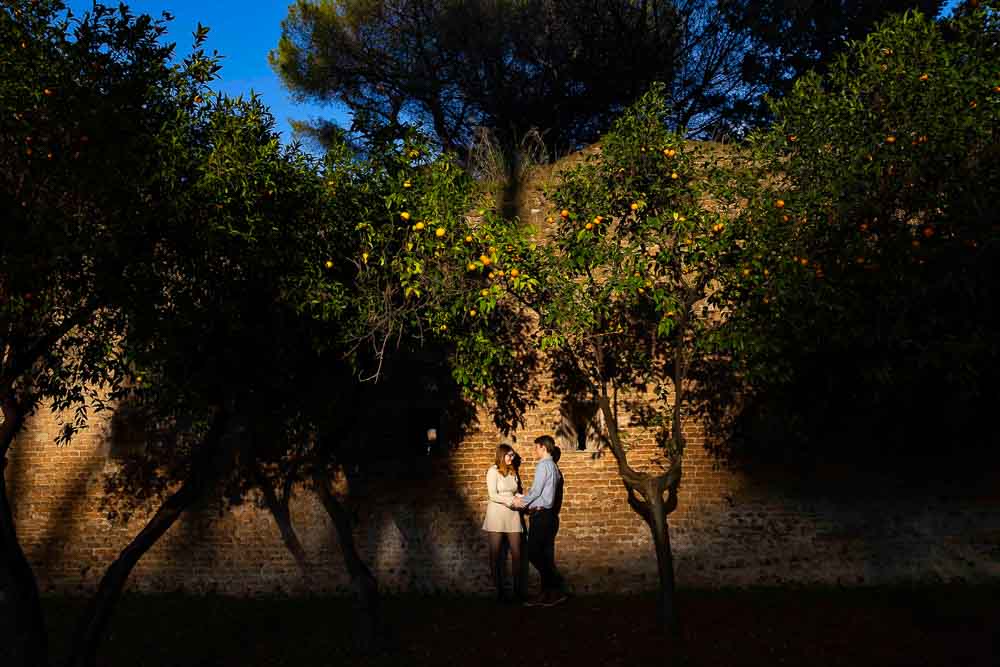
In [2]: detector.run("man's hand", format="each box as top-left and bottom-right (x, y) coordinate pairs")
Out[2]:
(511, 497), (525, 509)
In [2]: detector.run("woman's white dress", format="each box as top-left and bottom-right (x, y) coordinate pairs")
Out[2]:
(482, 464), (522, 533)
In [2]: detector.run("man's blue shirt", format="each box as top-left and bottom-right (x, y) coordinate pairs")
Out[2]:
(521, 457), (561, 509)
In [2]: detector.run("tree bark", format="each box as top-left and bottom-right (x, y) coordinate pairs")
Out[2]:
(65, 408), (230, 667)
(597, 395), (682, 635)
(648, 490), (679, 634)
(313, 469), (380, 652)
(1, 395), (49, 667)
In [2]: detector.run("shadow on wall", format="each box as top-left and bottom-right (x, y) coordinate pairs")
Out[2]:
(683, 380), (1000, 586)
(346, 383), (490, 594)
(7, 414), (111, 594)
(337, 337), (548, 595)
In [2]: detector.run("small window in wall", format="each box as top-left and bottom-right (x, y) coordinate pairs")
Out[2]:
(556, 400), (606, 452)
(108, 402), (148, 459)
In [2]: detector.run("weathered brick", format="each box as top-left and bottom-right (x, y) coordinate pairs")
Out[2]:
(5, 399), (999, 596)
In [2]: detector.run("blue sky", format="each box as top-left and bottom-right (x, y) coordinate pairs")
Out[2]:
(63, 0), (964, 150)
(64, 1), (349, 148)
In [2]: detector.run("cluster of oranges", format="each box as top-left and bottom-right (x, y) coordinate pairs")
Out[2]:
(400, 211), (447, 237)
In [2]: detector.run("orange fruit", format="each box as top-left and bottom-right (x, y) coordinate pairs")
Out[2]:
(630, 202), (639, 211)
(400, 211), (410, 221)
(560, 209), (570, 218)
(775, 199), (785, 209)
(324, 260), (334, 269)
(509, 268), (519, 278)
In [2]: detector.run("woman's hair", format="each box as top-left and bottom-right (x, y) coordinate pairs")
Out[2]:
(495, 443), (515, 476)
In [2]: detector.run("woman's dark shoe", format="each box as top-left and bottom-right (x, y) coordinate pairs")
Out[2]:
(540, 590), (568, 607)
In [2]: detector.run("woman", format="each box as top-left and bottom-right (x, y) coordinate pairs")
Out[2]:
(482, 443), (524, 602)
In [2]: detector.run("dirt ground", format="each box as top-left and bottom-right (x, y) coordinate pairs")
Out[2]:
(16, 586), (998, 666)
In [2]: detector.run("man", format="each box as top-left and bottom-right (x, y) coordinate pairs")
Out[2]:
(512, 435), (566, 606)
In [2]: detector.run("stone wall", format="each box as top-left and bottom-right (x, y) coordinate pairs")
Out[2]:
(5, 381), (999, 598)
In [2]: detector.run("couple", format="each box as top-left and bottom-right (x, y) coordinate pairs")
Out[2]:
(482, 435), (567, 607)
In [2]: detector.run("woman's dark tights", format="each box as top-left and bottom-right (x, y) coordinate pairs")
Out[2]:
(488, 532), (523, 601)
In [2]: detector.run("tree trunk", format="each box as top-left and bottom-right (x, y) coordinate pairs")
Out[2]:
(313, 470), (380, 652)
(1, 396), (48, 667)
(648, 493), (679, 635)
(597, 394), (682, 636)
(65, 409), (230, 667)
(1, 458), (49, 667)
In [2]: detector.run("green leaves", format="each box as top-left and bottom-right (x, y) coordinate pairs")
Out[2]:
(530, 84), (752, 454)
(0, 0), (221, 428)
(724, 2), (1000, 454)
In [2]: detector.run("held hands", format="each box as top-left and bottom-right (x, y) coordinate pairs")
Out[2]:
(511, 495), (526, 509)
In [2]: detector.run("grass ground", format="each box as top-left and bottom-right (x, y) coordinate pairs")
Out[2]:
(16, 586), (998, 666)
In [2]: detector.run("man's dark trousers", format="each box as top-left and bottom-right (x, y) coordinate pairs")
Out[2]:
(527, 508), (562, 592)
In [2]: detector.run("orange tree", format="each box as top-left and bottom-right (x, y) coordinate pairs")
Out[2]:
(468, 85), (750, 632)
(299, 127), (540, 425)
(98, 124), (540, 656)
(0, 2), (220, 665)
(207, 131), (542, 650)
(67, 88), (350, 667)
(724, 2), (1000, 462)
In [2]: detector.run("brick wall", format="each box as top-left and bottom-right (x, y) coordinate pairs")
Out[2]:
(5, 382), (999, 598)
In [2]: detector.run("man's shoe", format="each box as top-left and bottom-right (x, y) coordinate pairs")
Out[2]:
(540, 590), (568, 607)
(522, 594), (547, 607)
